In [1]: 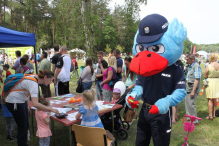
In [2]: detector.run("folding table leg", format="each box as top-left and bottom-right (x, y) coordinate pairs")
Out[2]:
(69, 126), (73, 146)
(51, 119), (55, 146)
(111, 111), (114, 135)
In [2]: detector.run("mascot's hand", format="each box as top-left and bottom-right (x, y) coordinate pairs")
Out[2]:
(166, 18), (187, 45)
(149, 98), (170, 114)
(126, 94), (139, 108)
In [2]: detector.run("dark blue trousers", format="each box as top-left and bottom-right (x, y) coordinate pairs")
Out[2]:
(6, 102), (29, 146)
(136, 106), (171, 146)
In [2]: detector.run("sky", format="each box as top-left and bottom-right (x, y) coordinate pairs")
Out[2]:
(109, 0), (219, 45)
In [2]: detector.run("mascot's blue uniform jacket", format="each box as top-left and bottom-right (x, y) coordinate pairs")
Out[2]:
(126, 14), (187, 146)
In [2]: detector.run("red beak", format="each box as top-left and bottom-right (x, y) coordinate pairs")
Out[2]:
(130, 51), (168, 77)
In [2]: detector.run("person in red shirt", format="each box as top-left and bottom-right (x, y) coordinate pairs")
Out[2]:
(2, 64), (11, 78)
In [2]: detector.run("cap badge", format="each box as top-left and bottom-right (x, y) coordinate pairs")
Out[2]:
(144, 27), (150, 34)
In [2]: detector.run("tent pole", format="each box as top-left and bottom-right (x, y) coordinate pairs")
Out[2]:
(33, 46), (41, 98)
(34, 46), (38, 74)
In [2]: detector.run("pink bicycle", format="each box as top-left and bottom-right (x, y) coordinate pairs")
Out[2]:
(182, 115), (202, 146)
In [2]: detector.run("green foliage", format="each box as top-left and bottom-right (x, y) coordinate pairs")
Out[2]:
(116, 44), (124, 53)
(105, 44), (111, 53)
(38, 35), (51, 50)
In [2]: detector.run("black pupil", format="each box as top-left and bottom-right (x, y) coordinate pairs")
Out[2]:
(152, 45), (159, 52)
(139, 45), (144, 51)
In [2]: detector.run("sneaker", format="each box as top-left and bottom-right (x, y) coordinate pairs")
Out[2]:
(7, 135), (15, 141)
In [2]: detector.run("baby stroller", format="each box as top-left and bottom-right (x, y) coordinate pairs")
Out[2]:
(101, 89), (132, 140)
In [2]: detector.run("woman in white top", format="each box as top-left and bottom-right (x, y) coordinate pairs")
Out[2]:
(5, 70), (59, 146)
(81, 57), (94, 92)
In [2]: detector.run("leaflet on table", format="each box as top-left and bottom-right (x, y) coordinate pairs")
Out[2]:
(50, 100), (68, 104)
(61, 94), (75, 98)
(52, 107), (72, 114)
(66, 112), (82, 121)
(96, 101), (114, 110)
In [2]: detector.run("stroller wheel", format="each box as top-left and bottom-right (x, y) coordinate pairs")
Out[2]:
(116, 129), (128, 140)
(121, 121), (130, 130)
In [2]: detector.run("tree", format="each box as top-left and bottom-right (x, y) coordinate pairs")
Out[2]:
(105, 44), (111, 53)
(116, 44), (124, 53)
(38, 35), (51, 50)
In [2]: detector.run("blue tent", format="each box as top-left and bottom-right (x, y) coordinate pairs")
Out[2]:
(0, 26), (38, 73)
(0, 26), (36, 47)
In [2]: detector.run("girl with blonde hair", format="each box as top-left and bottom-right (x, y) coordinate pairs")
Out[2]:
(204, 52), (219, 120)
(100, 56), (117, 101)
(76, 89), (103, 127)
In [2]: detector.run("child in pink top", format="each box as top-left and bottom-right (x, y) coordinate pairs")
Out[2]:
(112, 88), (121, 104)
(35, 98), (52, 146)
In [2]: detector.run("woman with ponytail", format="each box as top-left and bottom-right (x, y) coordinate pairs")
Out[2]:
(5, 70), (59, 146)
(80, 57), (94, 92)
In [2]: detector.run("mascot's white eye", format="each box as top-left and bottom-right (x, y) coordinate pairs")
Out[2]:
(147, 44), (165, 54)
(136, 45), (147, 53)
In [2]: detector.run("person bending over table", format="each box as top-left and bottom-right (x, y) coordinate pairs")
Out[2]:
(5, 70), (59, 146)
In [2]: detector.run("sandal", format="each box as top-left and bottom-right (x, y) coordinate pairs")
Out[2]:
(172, 120), (176, 124)
(206, 116), (213, 120)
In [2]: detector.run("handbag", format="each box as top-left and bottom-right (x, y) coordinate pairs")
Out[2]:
(123, 109), (137, 122)
(108, 67), (119, 88)
(215, 109), (219, 117)
(76, 78), (83, 93)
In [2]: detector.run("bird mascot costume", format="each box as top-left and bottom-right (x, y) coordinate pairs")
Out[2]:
(126, 14), (187, 146)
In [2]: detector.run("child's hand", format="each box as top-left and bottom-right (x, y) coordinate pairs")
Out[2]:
(47, 112), (51, 116)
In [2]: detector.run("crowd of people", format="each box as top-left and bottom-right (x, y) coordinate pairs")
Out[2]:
(1, 43), (219, 146)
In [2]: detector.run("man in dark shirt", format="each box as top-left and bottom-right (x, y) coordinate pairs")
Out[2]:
(113, 49), (123, 80)
(95, 51), (108, 100)
(51, 44), (61, 73)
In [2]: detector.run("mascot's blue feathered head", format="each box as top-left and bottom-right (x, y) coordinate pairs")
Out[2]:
(130, 14), (187, 77)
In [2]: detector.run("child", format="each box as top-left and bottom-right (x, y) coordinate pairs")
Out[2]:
(2, 91), (16, 141)
(112, 88), (121, 104)
(35, 98), (52, 146)
(2, 64), (11, 78)
(19, 57), (30, 73)
(76, 90), (113, 139)
(2, 64), (15, 141)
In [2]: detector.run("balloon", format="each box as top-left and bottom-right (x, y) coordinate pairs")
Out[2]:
(114, 81), (126, 96)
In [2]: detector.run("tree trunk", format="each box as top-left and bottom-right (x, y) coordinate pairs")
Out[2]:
(4, 0), (5, 24)
(0, 2), (2, 24)
(19, 0), (22, 31)
(52, 19), (55, 45)
(11, 0), (13, 27)
(81, 0), (96, 57)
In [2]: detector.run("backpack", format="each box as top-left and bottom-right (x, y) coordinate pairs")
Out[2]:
(215, 109), (219, 117)
(108, 67), (119, 88)
(3, 74), (38, 102)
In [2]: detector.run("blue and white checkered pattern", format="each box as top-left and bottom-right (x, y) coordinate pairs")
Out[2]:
(186, 62), (201, 81)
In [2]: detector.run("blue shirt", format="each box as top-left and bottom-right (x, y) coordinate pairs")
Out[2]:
(136, 63), (186, 104)
(79, 105), (104, 128)
(186, 62), (201, 81)
(123, 66), (137, 87)
(116, 57), (123, 79)
(36, 54), (40, 61)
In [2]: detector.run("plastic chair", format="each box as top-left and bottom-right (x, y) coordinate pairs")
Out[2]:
(72, 125), (117, 146)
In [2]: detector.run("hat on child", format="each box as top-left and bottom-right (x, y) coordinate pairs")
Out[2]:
(113, 88), (121, 93)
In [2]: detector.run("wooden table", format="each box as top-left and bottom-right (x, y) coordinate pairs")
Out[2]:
(30, 94), (123, 146)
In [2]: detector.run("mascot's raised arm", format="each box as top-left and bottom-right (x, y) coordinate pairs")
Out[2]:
(126, 14), (187, 146)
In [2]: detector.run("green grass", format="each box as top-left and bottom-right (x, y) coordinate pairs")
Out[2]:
(0, 61), (218, 146)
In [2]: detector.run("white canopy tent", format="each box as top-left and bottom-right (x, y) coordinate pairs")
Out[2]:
(196, 51), (209, 59)
(69, 48), (86, 54)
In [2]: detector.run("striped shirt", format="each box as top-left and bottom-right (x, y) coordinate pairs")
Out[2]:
(79, 105), (103, 128)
